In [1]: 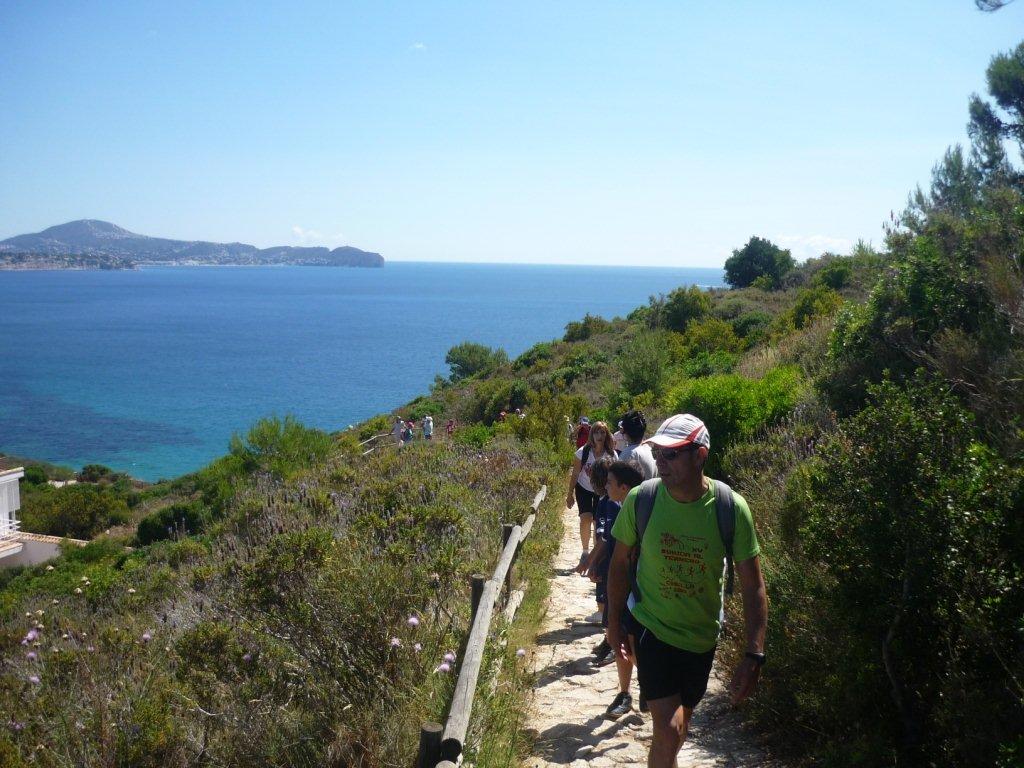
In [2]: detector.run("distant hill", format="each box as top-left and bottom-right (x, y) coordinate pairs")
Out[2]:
(0, 220), (384, 268)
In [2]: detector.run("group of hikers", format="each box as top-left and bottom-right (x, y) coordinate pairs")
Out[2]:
(565, 410), (768, 768)
(391, 415), (455, 446)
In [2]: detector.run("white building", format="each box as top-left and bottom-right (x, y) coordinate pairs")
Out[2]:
(0, 467), (25, 560)
(0, 466), (87, 567)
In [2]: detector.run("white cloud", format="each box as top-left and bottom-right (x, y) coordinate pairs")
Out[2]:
(775, 234), (854, 262)
(409, 42), (427, 51)
(291, 226), (345, 246)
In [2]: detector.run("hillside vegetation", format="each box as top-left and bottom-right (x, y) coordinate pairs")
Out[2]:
(0, 425), (561, 767)
(2, 41), (1023, 768)
(398, 42), (1024, 768)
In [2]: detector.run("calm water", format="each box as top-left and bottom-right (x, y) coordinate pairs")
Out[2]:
(0, 263), (723, 480)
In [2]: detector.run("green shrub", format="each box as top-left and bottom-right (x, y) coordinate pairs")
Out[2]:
(445, 341), (509, 381)
(513, 340), (556, 369)
(453, 424), (494, 448)
(228, 415), (333, 481)
(664, 366), (801, 467)
(768, 376), (1024, 766)
(405, 396), (444, 420)
(663, 285), (712, 332)
(78, 463), (115, 482)
(19, 484), (130, 539)
(358, 414), (392, 440)
(682, 317), (744, 355)
(725, 236), (795, 289)
(618, 330), (671, 398)
(815, 258), (853, 289)
(731, 310), (773, 341)
(789, 285), (844, 330)
(563, 313), (610, 341)
(136, 501), (212, 546)
(682, 350), (738, 377)
(23, 465), (47, 485)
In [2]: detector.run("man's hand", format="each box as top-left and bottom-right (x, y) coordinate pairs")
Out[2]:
(729, 657), (761, 705)
(607, 622), (634, 664)
(565, 491), (576, 509)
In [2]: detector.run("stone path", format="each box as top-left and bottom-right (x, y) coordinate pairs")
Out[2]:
(522, 504), (774, 768)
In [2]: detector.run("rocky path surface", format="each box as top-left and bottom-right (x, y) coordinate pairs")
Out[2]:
(522, 503), (774, 768)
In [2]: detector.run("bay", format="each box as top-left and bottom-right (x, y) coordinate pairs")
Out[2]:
(0, 262), (723, 480)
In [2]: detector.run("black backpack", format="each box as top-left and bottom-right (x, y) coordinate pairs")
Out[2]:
(628, 478), (737, 604)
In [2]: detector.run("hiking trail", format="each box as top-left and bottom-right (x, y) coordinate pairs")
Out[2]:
(522, 502), (775, 768)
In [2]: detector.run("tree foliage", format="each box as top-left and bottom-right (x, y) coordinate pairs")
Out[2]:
(724, 236), (795, 289)
(444, 341), (509, 381)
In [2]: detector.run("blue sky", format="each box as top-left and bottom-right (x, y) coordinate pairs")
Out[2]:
(1, 1), (1021, 267)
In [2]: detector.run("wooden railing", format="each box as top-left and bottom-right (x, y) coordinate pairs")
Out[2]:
(359, 432), (391, 456)
(415, 485), (548, 768)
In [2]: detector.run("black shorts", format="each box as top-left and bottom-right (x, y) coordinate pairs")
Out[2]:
(575, 483), (597, 517)
(633, 623), (715, 708)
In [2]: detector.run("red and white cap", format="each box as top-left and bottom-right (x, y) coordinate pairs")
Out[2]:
(645, 414), (710, 450)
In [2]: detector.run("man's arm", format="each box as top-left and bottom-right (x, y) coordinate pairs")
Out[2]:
(730, 554), (767, 704)
(606, 541), (634, 661)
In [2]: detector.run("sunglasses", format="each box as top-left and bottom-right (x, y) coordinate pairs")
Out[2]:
(651, 444), (701, 461)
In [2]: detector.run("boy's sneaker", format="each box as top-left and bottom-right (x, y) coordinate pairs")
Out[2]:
(603, 692), (633, 720)
(591, 638), (610, 657)
(592, 646), (616, 667)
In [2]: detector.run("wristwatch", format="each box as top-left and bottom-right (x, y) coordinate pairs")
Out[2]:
(745, 651), (767, 667)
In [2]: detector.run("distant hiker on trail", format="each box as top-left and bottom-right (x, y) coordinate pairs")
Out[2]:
(402, 420), (415, 445)
(392, 416), (404, 447)
(589, 459), (644, 719)
(574, 417), (591, 448)
(617, 409), (658, 480)
(422, 415), (434, 440)
(607, 414), (767, 768)
(566, 420), (618, 567)
(446, 418), (455, 438)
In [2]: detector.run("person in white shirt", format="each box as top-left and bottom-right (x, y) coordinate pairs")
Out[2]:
(617, 410), (657, 480)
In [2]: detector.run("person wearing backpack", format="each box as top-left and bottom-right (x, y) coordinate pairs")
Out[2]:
(565, 420), (617, 566)
(607, 414), (767, 768)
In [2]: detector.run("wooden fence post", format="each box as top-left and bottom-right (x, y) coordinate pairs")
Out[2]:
(470, 573), (486, 622)
(501, 523), (515, 601)
(415, 722), (442, 768)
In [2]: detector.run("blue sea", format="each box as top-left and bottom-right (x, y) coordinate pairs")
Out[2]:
(0, 263), (723, 480)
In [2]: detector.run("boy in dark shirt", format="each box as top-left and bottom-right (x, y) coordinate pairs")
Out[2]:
(590, 460), (644, 718)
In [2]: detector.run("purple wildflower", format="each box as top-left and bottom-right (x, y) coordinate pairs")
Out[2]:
(242, 653), (253, 663)
(435, 662), (451, 673)
(24, 630), (38, 643)
(516, 648), (527, 658)
(407, 615), (420, 628)
(443, 652), (456, 663)
(28, 675), (40, 685)
(141, 632), (152, 643)
(26, 651), (37, 661)
(390, 637), (401, 648)
(413, 643), (423, 653)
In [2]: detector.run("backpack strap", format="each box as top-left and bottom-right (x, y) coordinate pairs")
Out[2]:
(713, 479), (736, 596)
(629, 479), (661, 604)
(581, 444), (591, 466)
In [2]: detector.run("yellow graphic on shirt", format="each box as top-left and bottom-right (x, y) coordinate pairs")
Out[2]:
(657, 531), (710, 599)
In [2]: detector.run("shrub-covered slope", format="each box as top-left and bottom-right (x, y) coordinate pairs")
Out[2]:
(0, 424), (560, 767)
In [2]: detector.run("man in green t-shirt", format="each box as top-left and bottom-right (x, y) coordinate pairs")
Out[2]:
(608, 413), (768, 768)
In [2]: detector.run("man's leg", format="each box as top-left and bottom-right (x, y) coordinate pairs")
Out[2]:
(646, 695), (689, 768)
(614, 652), (632, 692)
